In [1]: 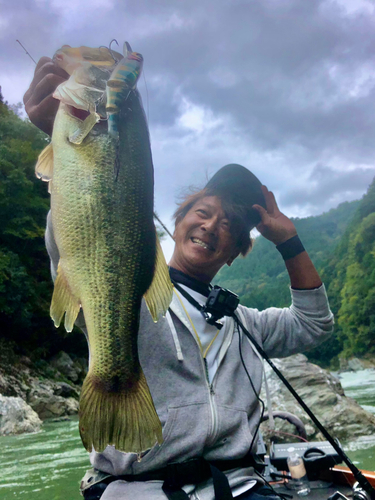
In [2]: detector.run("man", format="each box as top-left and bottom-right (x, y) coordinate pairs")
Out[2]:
(24, 58), (334, 500)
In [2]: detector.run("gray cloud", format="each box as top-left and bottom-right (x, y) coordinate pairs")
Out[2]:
(280, 164), (375, 214)
(1, 0), (375, 246)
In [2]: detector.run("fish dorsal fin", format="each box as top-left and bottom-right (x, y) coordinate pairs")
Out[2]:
(35, 143), (54, 182)
(51, 262), (81, 332)
(144, 233), (173, 322)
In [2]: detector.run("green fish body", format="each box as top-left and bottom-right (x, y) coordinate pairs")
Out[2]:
(36, 45), (172, 453)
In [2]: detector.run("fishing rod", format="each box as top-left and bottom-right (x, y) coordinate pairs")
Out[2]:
(16, 40), (37, 64)
(233, 313), (375, 500)
(154, 212), (175, 240)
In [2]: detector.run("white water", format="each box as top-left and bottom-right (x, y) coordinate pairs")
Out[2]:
(338, 369), (375, 469)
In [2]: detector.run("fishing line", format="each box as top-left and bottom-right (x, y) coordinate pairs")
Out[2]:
(237, 322), (265, 455)
(154, 212), (175, 240)
(142, 67), (150, 125)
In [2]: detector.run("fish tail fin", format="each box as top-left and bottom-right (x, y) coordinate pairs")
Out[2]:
(144, 234), (173, 322)
(79, 370), (163, 453)
(50, 262), (81, 332)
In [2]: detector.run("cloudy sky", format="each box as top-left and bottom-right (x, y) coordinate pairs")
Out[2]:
(1, 0), (375, 259)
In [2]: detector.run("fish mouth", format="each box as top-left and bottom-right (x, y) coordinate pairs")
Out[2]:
(67, 105), (91, 121)
(191, 237), (215, 251)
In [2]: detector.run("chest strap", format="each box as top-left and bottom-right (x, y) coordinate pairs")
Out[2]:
(82, 454), (264, 500)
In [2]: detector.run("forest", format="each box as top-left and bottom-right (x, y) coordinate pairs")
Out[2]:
(1, 92), (374, 368)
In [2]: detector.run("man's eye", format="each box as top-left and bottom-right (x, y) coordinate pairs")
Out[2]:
(196, 209), (207, 216)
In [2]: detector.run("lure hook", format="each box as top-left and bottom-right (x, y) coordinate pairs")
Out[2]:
(108, 39), (121, 63)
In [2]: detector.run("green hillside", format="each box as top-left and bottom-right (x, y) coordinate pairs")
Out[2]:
(322, 178), (375, 362)
(215, 199), (360, 310)
(216, 181), (375, 367)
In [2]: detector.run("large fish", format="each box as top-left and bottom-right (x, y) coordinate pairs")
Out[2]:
(35, 43), (172, 453)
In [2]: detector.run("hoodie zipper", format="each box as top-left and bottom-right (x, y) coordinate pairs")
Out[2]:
(203, 357), (219, 445)
(171, 289), (234, 445)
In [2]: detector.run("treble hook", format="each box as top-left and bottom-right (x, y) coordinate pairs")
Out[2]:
(108, 39), (121, 63)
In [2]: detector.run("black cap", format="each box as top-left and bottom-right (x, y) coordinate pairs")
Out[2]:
(205, 164), (266, 229)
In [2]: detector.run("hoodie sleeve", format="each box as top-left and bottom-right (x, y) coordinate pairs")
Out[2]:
(240, 285), (334, 358)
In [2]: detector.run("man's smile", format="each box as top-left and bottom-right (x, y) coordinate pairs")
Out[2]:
(191, 237), (215, 251)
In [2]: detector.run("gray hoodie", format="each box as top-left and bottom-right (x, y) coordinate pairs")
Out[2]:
(45, 212), (334, 500)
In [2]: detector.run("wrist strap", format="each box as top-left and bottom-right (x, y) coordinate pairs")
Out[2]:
(276, 235), (305, 261)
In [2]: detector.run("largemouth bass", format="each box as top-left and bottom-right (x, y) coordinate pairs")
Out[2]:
(35, 43), (172, 453)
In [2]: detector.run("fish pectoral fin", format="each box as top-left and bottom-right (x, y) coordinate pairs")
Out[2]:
(144, 234), (173, 322)
(69, 112), (101, 144)
(50, 262), (81, 332)
(35, 143), (54, 181)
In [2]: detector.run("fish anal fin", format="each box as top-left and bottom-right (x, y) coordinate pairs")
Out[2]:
(79, 370), (163, 453)
(35, 143), (54, 182)
(50, 262), (81, 332)
(69, 112), (100, 144)
(144, 234), (173, 322)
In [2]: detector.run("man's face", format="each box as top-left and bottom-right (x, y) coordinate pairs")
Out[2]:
(169, 196), (240, 282)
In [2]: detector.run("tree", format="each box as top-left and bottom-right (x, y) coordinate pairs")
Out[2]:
(0, 96), (87, 358)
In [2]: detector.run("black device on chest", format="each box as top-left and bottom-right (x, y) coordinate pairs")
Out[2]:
(203, 286), (239, 324)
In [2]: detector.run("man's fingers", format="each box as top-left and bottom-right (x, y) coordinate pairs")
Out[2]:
(261, 185), (281, 217)
(252, 204), (270, 225)
(29, 95), (60, 133)
(24, 60), (68, 105)
(25, 73), (66, 112)
(35, 56), (53, 72)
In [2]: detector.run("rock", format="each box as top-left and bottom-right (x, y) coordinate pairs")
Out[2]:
(18, 356), (32, 367)
(260, 354), (375, 443)
(0, 394), (42, 435)
(27, 382), (79, 420)
(339, 357), (365, 372)
(29, 394), (79, 420)
(347, 358), (365, 371)
(338, 357), (375, 372)
(49, 351), (79, 382)
(73, 357), (88, 382)
(53, 381), (79, 399)
(51, 416), (72, 422)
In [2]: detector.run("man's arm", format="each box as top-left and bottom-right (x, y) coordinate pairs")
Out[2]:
(23, 57), (68, 135)
(252, 185), (322, 290)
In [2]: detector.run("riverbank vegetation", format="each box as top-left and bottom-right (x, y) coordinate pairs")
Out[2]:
(1, 91), (374, 369)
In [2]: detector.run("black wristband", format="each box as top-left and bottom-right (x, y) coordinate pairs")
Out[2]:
(276, 235), (305, 261)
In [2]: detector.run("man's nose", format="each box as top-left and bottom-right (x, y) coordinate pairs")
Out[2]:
(201, 217), (218, 234)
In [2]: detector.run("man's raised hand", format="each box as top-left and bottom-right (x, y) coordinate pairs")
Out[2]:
(23, 57), (69, 136)
(252, 185), (297, 245)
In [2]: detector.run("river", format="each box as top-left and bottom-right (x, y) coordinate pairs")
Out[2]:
(0, 369), (374, 500)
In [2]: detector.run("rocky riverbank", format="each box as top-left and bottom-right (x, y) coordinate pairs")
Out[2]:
(1, 346), (375, 442)
(260, 354), (375, 443)
(0, 346), (87, 435)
